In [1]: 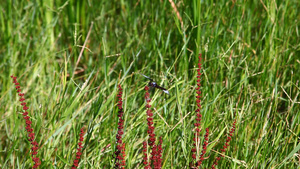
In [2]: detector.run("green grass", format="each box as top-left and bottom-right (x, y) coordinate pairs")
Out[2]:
(1, 0), (300, 168)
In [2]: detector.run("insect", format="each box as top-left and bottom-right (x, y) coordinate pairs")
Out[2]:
(140, 73), (169, 95)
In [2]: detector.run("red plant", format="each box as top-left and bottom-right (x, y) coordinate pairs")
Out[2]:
(151, 137), (163, 169)
(143, 85), (164, 169)
(151, 144), (158, 168)
(72, 127), (85, 169)
(156, 137), (163, 168)
(10, 75), (41, 168)
(211, 119), (236, 168)
(198, 128), (209, 165)
(119, 143), (126, 169)
(114, 84), (126, 168)
(191, 54), (210, 167)
(145, 86), (156, 148)
(143, 141), (151, 169)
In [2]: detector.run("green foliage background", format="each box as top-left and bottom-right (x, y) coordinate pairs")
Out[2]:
(0, 0), (299, 168)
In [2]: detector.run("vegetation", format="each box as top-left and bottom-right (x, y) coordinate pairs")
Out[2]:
(0, 0), (299, 168)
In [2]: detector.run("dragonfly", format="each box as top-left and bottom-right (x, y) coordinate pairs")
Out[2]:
(140, 73), (169, 95)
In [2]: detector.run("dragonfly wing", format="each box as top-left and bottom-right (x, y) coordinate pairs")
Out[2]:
(140, 73), (154, 81)
(162, 89), (170, 95)
(156, 85), (170, 95)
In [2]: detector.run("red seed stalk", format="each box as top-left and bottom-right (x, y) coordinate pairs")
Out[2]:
(191, 54), (203, 161)
(114, 84), (126, 168)
(156, 137), (163, 168)
(120, 143), (126, 169)
(197, 128), (209, 166)
(211, 119), (236, 169)
(143, 85), (164, 169)
(10, 75), (41, 168)
(72, 127), (85, 169)
(191, 54), (210, 167)
(145, 86), (156, 148)
(143, 141), (151, 169)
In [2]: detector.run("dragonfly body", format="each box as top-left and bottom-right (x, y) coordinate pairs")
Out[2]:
(141, 73), (169, 95)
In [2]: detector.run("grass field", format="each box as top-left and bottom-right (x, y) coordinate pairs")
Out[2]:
(1, 0), (300, 168)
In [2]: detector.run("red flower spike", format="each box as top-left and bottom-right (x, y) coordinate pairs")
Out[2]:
(155, 137), (163, 168)
(26, 120), (32, 125)
(11, 75), (40, 168)
(198, 127), (209, 165)
(31, 141), (38, 146)
(191, 54), (211, 168)
(144, 85), (162, 168)
(211, 119), (236, 168)
(72, 127), (85, 168)
(145, 89), (156, 149)
(119, 143), (126, 167)
(27, 128), (33, 133)
(23, 106), (29, 110)
(23, 116), (30, 120)
(114, 84), (127, 168)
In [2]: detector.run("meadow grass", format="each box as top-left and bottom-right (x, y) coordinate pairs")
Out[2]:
(0, 0), (299, 168)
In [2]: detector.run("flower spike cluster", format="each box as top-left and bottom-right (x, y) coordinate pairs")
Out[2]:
(197, 128), (209, 165)
(114, 84), (126, 168)
(143, 86), (163, 169)
(211, 119), (236, 168)
(145, 86), (156, 147)
(155, 137), (163, 168)
(11, 75), (41, 168)
(72, 127), (85, 169)
(142, 141), (151, 169)
(118, 143), (126, 169)
(191, 54), (210, 167)
(192, 54), (203, 160)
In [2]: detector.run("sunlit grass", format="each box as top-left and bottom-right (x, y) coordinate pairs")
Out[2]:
(0, 0), (299, 168)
